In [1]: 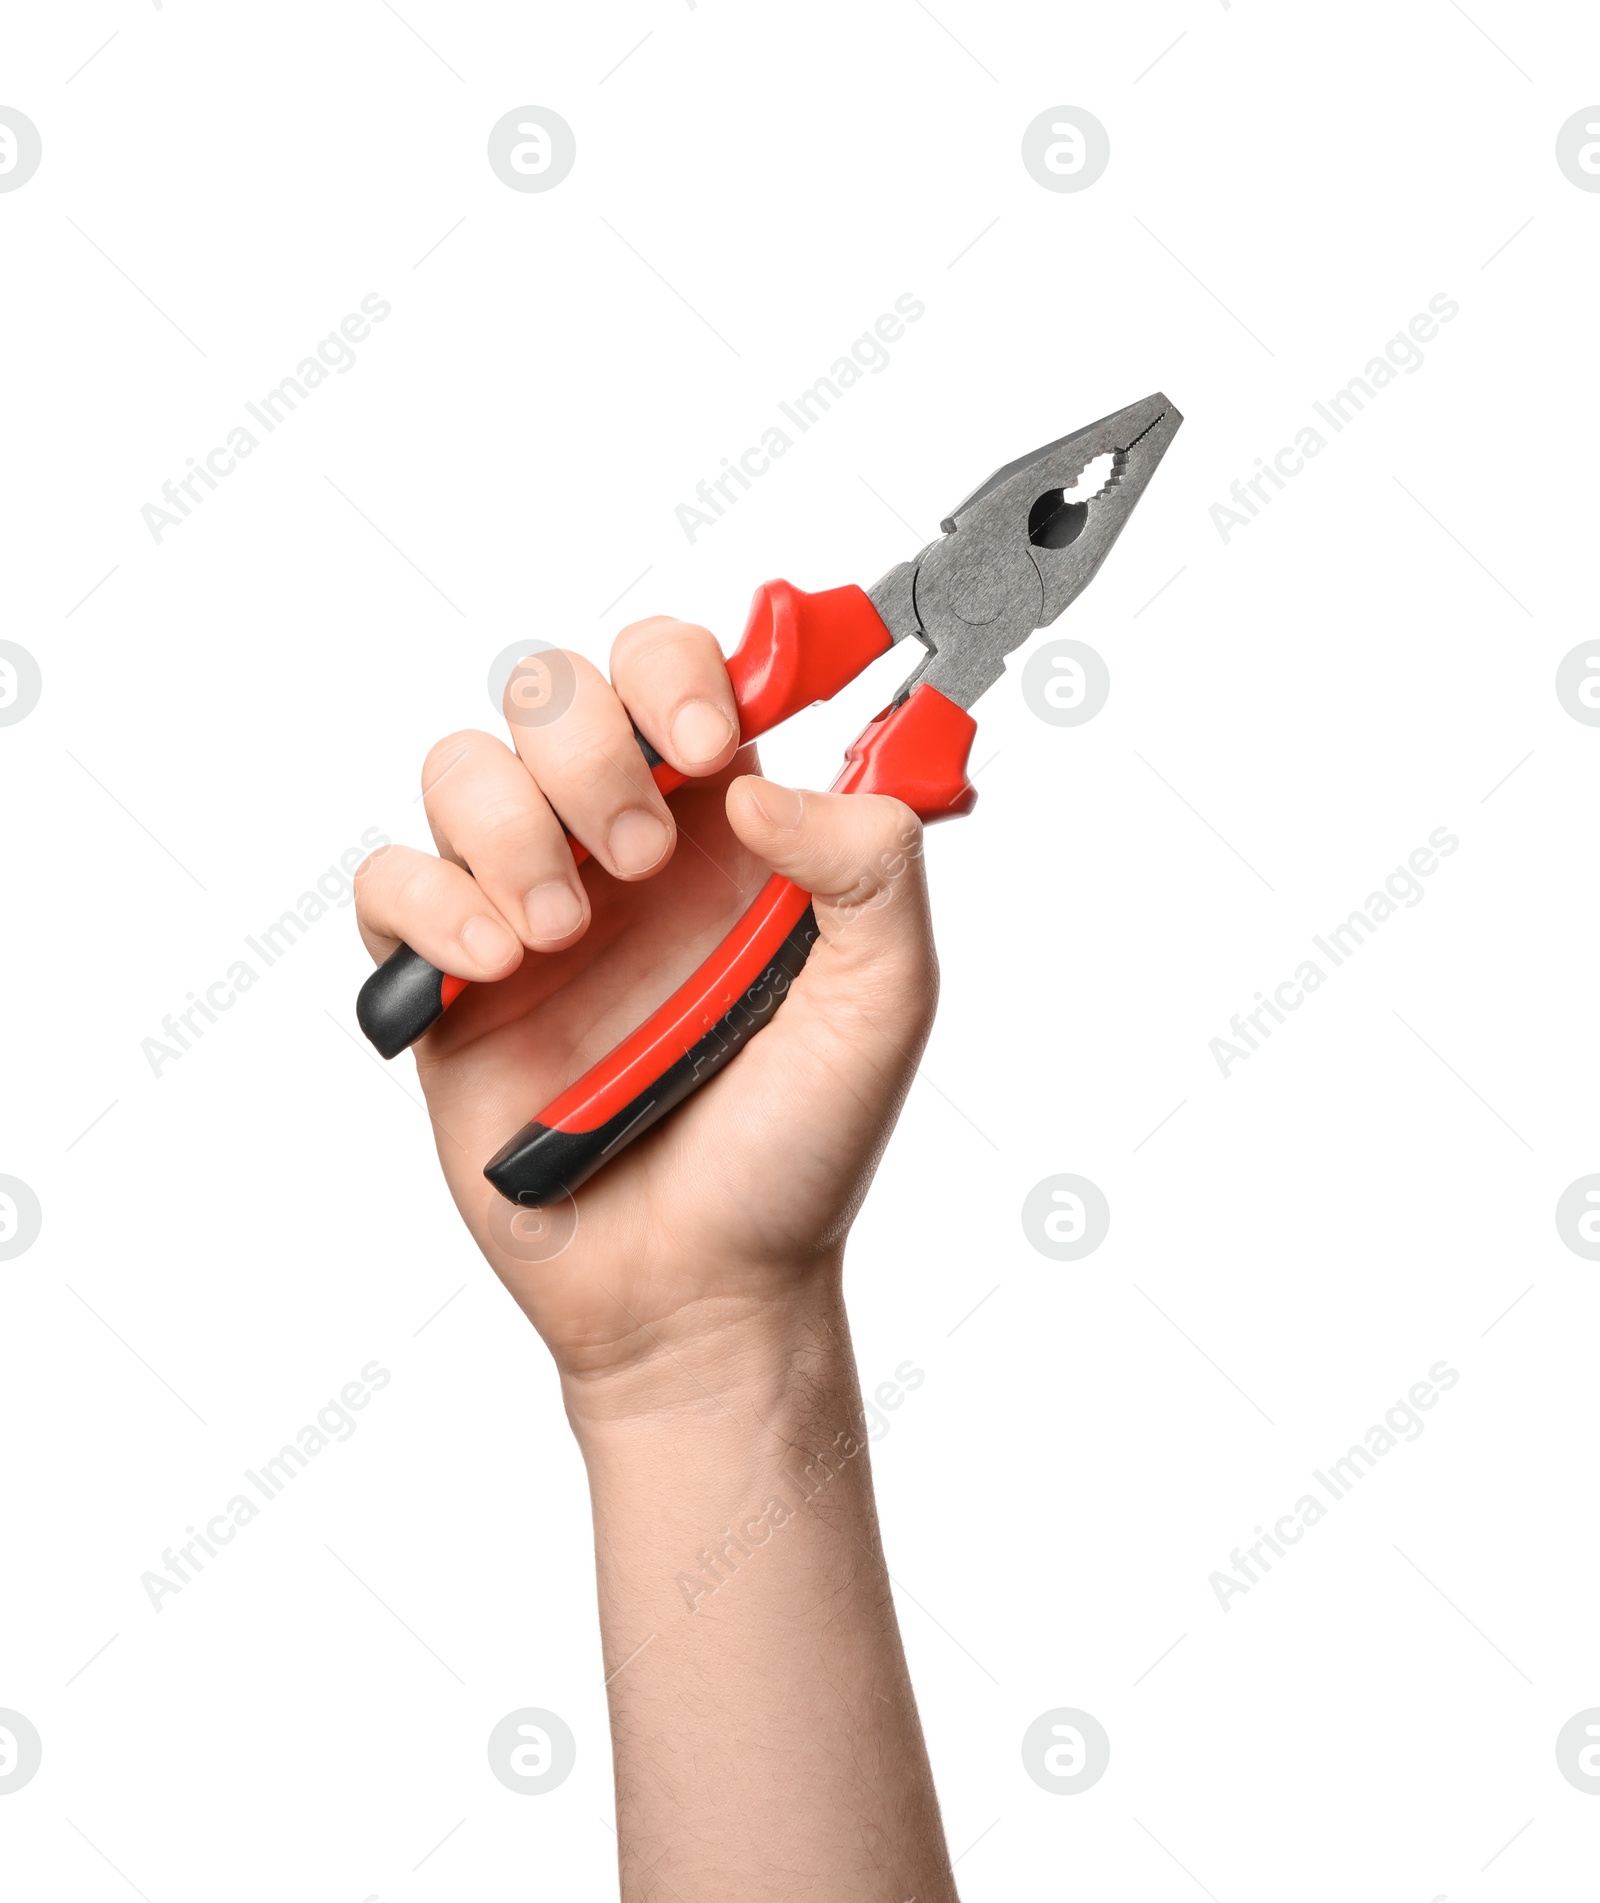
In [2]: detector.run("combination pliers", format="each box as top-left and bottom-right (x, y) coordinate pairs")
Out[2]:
(357, 392), (1182, 1205)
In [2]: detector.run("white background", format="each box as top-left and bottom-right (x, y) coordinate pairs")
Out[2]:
(2, 2), (1597, 1898)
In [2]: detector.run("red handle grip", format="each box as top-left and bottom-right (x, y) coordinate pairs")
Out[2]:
(727, 580), (895, 740)
(483, 685), (978, 1206)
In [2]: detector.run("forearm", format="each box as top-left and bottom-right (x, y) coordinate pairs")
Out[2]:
(566, 1275), (957, 1902)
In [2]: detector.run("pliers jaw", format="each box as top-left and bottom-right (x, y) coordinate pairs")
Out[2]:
(870, 392), (1182, 712)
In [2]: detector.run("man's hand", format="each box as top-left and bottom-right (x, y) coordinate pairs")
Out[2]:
(353, 615), (936, 1397)
(354, 615), (958, 1900)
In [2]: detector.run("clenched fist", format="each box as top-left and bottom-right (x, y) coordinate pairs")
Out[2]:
(354, 615), (938, 1407)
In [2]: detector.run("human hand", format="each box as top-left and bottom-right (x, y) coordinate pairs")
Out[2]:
(354, 615), (937, 1405)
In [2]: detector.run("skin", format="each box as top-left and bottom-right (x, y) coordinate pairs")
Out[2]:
(355, 616), (959, 1901)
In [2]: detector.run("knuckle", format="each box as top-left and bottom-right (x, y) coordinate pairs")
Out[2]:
(612, 615), (700, 663)
(858, 804), (922, 883)
(565, 749), (662, 818)
(614, 618), (727, 693)
(610, 614), (674, 662)
(352, 844), (393, 893)
(831, 800), (925, 916)
(501, 650), (580, 728)
(470, 797), (543, 852)
(393, 860), (444, 916)
(422, 729), (490, 795)
(528, 725), (599, 781)
(868, 796), (923, 855)
(520, 699), (619, 776)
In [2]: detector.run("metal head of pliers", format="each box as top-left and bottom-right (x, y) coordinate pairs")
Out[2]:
(867, 392), (1182, 711)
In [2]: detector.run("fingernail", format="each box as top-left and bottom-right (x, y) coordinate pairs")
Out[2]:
(608, 808), (671, 876)
(670, 697), (736, 766)
(746, 777), (804, 828)
(524, 880), (583, 944)
(460, 913), (520, 971)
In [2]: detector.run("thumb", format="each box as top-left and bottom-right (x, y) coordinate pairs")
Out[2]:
(725, 775), (936, 985)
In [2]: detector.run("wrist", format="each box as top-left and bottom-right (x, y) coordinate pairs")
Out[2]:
(560, 1262), (854, 1450)
(570, 1275), (889, 1638)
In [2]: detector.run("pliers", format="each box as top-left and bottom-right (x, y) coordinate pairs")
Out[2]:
(356, 392), (1182, 1206)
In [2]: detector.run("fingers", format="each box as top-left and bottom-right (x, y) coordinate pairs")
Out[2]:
(421, 730), (589, 950)
(501, 618), (738, 882)
(354, 843), (524, 980)
(725, 776), (934, 980)
(505, 650), (678, 881)
(610, 616), (740, 778)
(356, 619), (742, 981)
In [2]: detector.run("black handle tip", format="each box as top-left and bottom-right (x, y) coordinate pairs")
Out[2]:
(357, 945), (449, 1059)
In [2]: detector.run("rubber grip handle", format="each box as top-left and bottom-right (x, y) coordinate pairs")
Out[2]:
(484, 684), (977, 1207)
(355, 581), (894, 1058)
(485, 885), (821, 1205)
